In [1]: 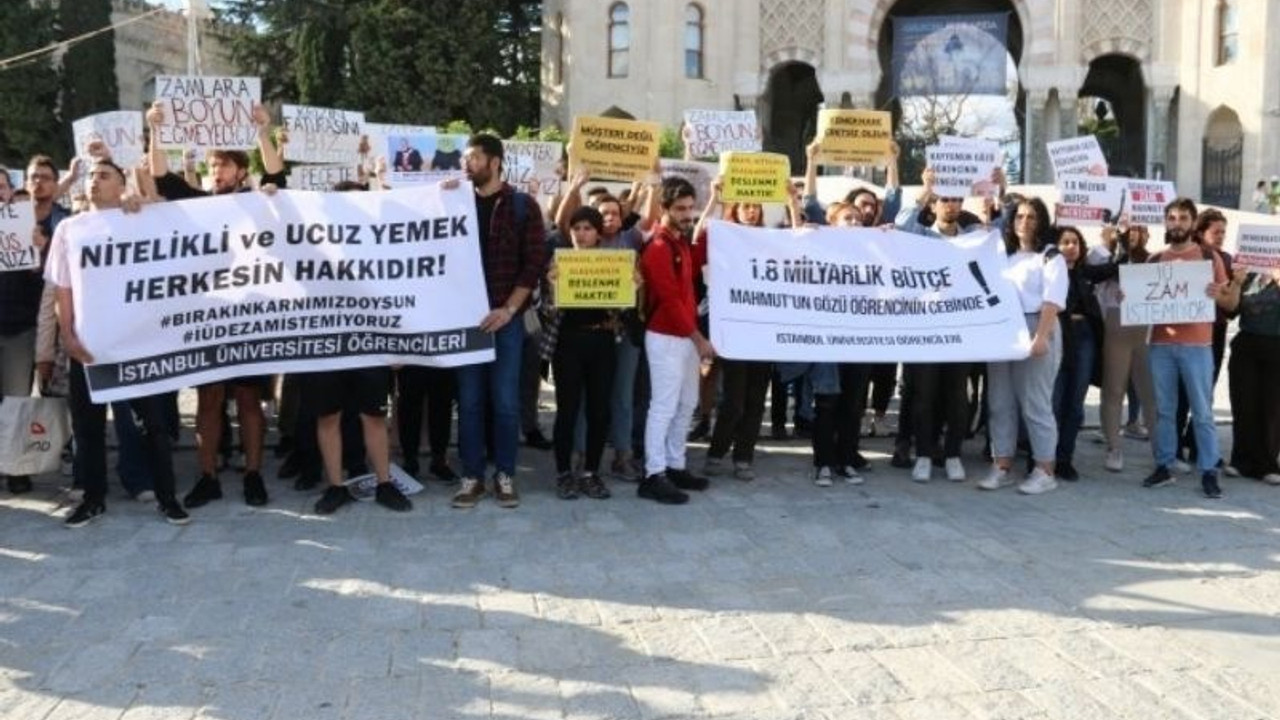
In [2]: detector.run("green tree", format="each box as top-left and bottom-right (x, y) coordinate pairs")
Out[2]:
(0, 1), (65, 167)
(59, 0), (119, 125)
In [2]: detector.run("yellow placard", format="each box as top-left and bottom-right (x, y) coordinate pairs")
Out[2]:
(554, 249), (637, 309)
(719, 152), (792, 204)
(568, 116), (661, 182)
(816, 109), (893, 166)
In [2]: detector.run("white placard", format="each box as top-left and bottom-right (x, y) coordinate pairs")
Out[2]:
(152, 75), (263, 150)
(1053, 176), (1129, 226)
(659, 159), (718, 205)
(1119, 261), (1215, 326)
(1047, 136), (1108, 179)
(281, 104), (365, 165)
(1234, 224), (1280, 271)
(0, 201), (37, 272)
(72, 111), (145, 168)
(58, 184), (494, 402)
(682, 110), (761, 158)
(287, 165), (361, 191)
(502, 140), (563, 196)
(1124, 180), (1178, 226)
(707, 223), (1031, 362)
(926, 140), (1000, 197)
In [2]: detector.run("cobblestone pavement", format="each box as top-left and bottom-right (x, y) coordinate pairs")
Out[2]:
(2, 382), (1279, 720)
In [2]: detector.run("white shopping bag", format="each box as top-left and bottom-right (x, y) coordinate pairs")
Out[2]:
(0, 396), (70, 476)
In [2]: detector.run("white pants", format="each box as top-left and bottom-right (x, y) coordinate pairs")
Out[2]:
(644, 331), (700, 477)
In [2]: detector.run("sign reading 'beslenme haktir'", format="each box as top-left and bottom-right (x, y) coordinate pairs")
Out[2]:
(62, 184), (494, 402)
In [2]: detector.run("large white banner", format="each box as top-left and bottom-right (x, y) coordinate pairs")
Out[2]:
(66, 185), (494, 402)
(281, 104), (365, 164)
(707, 223), (1032, 362)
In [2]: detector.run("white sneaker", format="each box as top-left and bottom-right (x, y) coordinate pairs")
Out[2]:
(1172, 459), (1192, 474)
(813, 467), (833, 487)
(1221, 463), (1241, 478)
(1089, 430), (1106, 445)
(911, 457), (932, 483)
(861, 414), (875, 437)
(841, 466), (864, 486)
(703, 456), (725, 476)
(133, 490), (156, 503)
(1105, 449), (1124, 472)
(977, 466), (1011, 491)
(945, 457), (966, 482)
(878, 414), (898, 436)
(1018, 468), (1059, 495)
(732, 461), (755, 481)
(1123, 423), (1149, 440)
(1262, 473), (1280, 486)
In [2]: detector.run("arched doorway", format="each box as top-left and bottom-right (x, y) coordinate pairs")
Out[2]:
(874, 0), (1026, 184)
(1079, 54), (1146, 177)
(1202, 105), (1243, 208)
(758, 62), (824, 174)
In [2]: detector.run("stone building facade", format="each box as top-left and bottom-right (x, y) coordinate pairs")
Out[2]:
(542, 0), (1280, 208)
(110, 0), (237, 112)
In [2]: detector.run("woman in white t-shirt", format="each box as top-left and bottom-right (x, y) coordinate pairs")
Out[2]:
(979, 199), (1069, 495)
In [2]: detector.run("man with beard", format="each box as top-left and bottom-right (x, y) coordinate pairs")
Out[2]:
(48, 159), (190, 526)
(637, 177), (715, 504)
(1142, 198), (1235, 498)
(146, 101), (285, 510)
(447, 134), (547, 510)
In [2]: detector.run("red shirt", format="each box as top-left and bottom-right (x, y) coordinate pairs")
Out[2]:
(642, 225), (705, 337)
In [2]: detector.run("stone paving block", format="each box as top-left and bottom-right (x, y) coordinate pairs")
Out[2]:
(390, 630), (456, 677)
(625, 662), (706, 720)
(883, 696), (977, 720)
(749, 614), (833, 657)
(1082, 675), (1203, 719)
(321, 630), (395, 679)
(952, 690), (1050, 720)
(535, 592), (603, 626)
(559, 673), (644, 720)
(934, 639), (1078, 692)
(197, 683), (277, 720)
(1133, 671), (1264, 720)
(812, 650), (911, 707)
(1039, 631), (1146, 678)
(456, 628), (520, 672)
(804, 611), (893, 652)
(756, 656), (851, 710)
(476, 590), (541, 628)
(43, 639), (137, 695)
(1020, 681), (1121, 720)
(489, 672), (563, 720)
(696, 616), (774, 662)
(636, 619), (715, 663)
(269, 682), (347, 720)
(119, 683), (206, 720)
(870, 646), (981, 698)
(344, 675), (426, 720)
(1093, 626), (1207, 673)
(516, 626), (585, 672)
(0, 689), (66, 720)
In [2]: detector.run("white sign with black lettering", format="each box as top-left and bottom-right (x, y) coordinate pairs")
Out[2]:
(72, 111), (145, 169)
(281, 104), (365, 164)
(59, 184), (494, 402)
(1119, 261), (1215, 326)
(926, 140), (1000, 197)
(1047, 136), (1107, 179)
(153, 75), (263, 150)
(287, 165), (360, 191)
(1235, 224), (1280, 271)
(0, 201), (36, 272)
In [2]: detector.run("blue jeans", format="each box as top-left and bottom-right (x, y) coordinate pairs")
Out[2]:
(456, 320), (524, 478)
(1148, 344), (1219, 472)
(1053, 319), (1097, 464)
(112, 402), (154, 496)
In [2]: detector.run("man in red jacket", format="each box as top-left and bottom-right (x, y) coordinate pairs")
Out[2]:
(638, 177), (716, 504)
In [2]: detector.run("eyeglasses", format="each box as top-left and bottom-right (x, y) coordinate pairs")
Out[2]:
(27, 173), (56, 183)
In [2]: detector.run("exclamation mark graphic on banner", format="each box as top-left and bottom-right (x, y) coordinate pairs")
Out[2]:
(968, 261), (1000, 306)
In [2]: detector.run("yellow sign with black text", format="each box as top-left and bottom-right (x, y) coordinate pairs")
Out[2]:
(568, 116), (661, 182)
(719, 152), (792, 204)
(554, 249), (637, 309)
(816, 109), (893, 166)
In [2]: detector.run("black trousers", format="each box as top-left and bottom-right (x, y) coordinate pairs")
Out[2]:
(294, 372), (367, 480)
(69, 360), (177, 505)
(894, 366), (916, 456)
(552, 329), (616, 474)
(1228, 332), (1280, 478)
(708, 360), (772, 463)
(866, 363), (897, 415)
(396, 366), (455, 468)
(908, 362), (970, 458)
(812, 364), (869, 469)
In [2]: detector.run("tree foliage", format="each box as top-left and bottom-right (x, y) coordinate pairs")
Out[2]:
(219, 0), (542, 134)
(0, 1), (65, 167)
(60, 0), (119, 124)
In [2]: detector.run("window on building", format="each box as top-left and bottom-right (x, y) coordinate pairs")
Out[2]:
(552, 12), (565, 85)
(1216, 0), (1238, 65)
(685, 4), (704, 79)
(608, 3), (630, 78)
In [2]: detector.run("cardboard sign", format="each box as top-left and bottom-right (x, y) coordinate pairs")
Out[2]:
(1235, 224), (1280, 271)
(72, 111), (145, 168)
(153, 75), (262, 150)
(0, 201), (37, 272)
(287, 164), (361, 191)
(1125, 180), (1177, 226)
(1047, 136), (1108, 179)
(682, 110), (761, 159)
(281, 104), (365, 165)
(1054, 176), (1129, 226)
(659, 159), (717, 205)
(503, 140), (563, 196)
(926, 140), (1000, 197)
(719, 152), (791, 204)
(815, 110), (893, 166)
(569, 116), (661, 183)
(1119, 261), (1215, 326)
(554, 249), (637, 308)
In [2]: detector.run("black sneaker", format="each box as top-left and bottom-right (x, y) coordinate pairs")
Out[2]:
(1055, 461), (1080, 482)
(638, 474), (689, 505)
(375, 482), (412, 512)
(770, 425), (789, 441)
(158, 501), (191, 525)
(1142, 466), (1175, 488)
(1201, 472), (1223, 499)
(687, 417), (711, 442)
(7, 475), (33, 494)
(183, 474), (222, 508)
(850, 452), (869, 471)
(293, 471), (321, 492)
(243, 471), (268, 506)
(314, 485), (354, 515)
(666, 467), (709, 491)
(580, 472), (611, 500)
(428, 461), (460, 484)
(276, 453), (301, 480)
(890, 450), (914, 469)
(556, 471), (579, 500)
(524, 429), (553, 450)
(65, 500), (105, 528)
